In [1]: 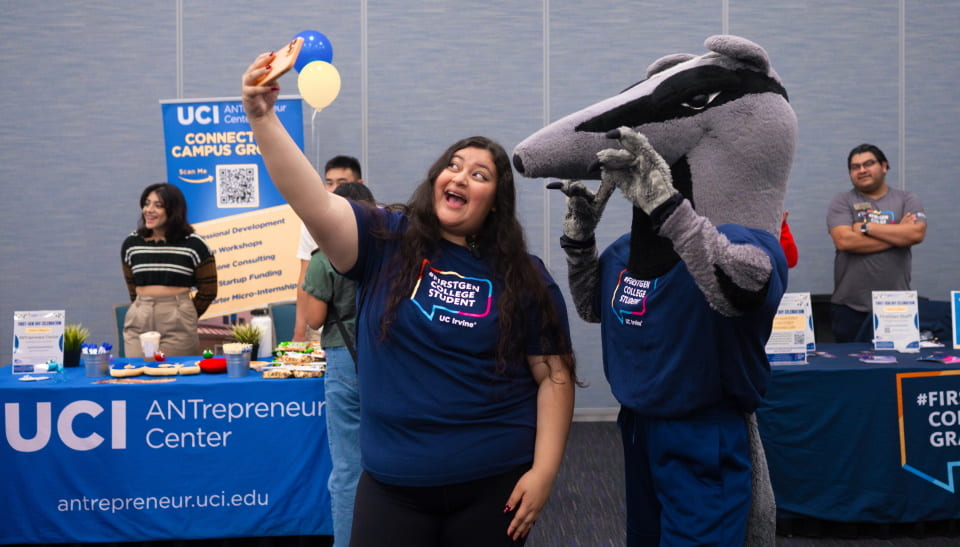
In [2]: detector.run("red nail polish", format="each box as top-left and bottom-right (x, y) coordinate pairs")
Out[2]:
(503, 504), (512, 513)
(265, 65), (272, 71)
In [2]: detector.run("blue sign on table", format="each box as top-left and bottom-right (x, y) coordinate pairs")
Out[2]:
(0, 360), (332, 544)
(898, 369), (960, 492)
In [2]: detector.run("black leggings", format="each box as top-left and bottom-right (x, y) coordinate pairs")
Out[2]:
(349, 466), (529, 547)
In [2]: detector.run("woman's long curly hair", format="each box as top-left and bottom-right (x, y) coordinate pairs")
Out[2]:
(377, 136), (576, 381)
(136, 183), (195, 242)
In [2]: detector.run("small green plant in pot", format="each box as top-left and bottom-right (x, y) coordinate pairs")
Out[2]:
(63, 323), (90, 367)
(231, 322), (263, 357)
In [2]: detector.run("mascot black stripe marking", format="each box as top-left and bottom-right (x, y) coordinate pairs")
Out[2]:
(577, 67), (789, 133)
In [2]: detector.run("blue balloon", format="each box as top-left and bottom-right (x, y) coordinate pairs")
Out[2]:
(293, 30), (334, 72)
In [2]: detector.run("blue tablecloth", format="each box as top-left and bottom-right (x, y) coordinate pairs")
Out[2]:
(758, 343), (960, 523)
(0, 358), (332, 544)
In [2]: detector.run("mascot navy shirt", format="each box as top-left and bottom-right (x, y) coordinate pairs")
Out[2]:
(345, 202), (570, 487)
(597, 224), (787, 417)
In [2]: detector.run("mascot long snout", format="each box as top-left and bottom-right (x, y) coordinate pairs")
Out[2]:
(512, 35), (797, 236)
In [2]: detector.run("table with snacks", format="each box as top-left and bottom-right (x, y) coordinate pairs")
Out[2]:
(0, 342), (332, 544)
(758, 342), (960, 525)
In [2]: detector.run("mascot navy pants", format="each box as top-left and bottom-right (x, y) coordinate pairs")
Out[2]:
(618, 405), (751, 547)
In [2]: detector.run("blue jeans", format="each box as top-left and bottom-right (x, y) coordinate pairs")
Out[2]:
(324, 346), (361, 547)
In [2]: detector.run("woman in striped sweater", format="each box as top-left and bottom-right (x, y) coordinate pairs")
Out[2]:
(121, 183), (217, 357)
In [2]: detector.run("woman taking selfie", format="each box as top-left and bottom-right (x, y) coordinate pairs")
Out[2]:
(242, 51), (577, 546)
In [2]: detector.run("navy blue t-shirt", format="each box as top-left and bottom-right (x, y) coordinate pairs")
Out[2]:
(597, 224), (787, 417)
(344, 202), (570, 486)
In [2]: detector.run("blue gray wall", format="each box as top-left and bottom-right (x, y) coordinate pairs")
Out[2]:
(2, 1), (957, 415)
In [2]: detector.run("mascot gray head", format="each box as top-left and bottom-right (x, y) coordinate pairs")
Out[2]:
(512, 35), (797, 236)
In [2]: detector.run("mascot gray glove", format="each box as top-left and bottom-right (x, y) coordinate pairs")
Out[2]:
(546, 179), (611, 323)
(598, 126), (678, 215)
(547, 179), (615, 243)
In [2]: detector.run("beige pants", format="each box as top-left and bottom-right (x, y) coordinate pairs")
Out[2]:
(124, 294), (199, 357)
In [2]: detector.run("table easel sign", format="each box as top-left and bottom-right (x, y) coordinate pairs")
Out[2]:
(871, 291), (920, 352)
(765, 292), (808, 364)
(951, 291), (960, 350)
(11, 310), (65, 374)
(787, 292), (815, 352)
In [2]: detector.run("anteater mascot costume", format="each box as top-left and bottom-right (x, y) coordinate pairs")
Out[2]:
(513, 35), (796, 546)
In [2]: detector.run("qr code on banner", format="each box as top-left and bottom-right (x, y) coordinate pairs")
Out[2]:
(216, 164), (260, 208)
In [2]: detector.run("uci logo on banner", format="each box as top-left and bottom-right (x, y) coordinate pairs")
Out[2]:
(176, 105), (220, 125)
(898, 370), (960, 492)
(4, 400), (126, 452)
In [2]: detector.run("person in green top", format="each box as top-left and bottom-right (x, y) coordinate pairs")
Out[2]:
(302, 181), (375, 547)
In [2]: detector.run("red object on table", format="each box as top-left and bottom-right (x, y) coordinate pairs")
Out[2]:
(198, 357), (227, 374)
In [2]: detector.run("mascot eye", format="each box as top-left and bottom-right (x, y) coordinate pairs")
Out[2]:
(681, 91), (721, 111)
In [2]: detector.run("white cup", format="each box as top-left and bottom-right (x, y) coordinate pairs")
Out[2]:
(140, 331), (161, 361)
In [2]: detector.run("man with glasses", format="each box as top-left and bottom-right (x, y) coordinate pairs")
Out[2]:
(826, 143), (926, 342)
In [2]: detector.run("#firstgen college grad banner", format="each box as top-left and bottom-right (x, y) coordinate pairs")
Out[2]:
(160, 97), (305, 318)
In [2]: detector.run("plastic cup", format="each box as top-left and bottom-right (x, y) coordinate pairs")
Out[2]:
(140, 331), (161, 362)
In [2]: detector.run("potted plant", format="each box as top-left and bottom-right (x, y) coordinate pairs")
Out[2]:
(63, 323), (90, 367)
(230, 322), (263, 359)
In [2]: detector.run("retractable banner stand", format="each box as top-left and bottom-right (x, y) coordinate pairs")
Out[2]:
(160, 97), (305, 318)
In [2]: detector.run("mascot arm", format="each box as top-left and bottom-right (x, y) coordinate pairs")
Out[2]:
(599, 126), (772, 317)
(559, 237), (602, 323)
(551, 179), (612, 323)
(659, 200), (773, 316)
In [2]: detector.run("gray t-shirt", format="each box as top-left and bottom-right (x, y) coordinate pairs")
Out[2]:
(826, 187), (926, 311)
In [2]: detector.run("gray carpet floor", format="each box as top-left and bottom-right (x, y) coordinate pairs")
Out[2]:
(527, 421), (960, 546)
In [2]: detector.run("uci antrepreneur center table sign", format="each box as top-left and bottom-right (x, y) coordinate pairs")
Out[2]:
(0, 358), (332, 544)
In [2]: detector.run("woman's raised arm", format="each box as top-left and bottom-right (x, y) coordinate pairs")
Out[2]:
(241, 52), (358, 272)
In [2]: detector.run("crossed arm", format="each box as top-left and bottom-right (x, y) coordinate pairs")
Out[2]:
(829, 212), (926, 253)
